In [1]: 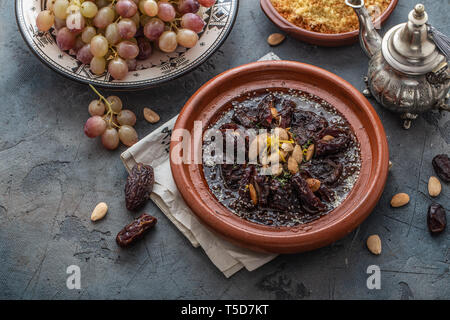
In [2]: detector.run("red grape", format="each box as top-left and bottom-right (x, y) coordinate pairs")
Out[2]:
(136, 37), (152, 60)
(157, 2), (176, 22)
(143, 18), (165, 41)
(76, 44), (94, 64)
(118, 18), (137, 39)
(84, 116), (107, 138)
(108, 57), (129, 80)
(117, 41), (140, 59)
(101, 128), (120, 150)
(178, 0), (200, 14)
(116, 0), (138, 18)
(56, 27), (76, 50)
(181, 13), (205, 33)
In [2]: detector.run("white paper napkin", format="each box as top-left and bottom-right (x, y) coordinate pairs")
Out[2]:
(121, 53), (280, 277)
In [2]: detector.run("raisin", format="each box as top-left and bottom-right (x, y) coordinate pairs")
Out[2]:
(427, 203), (446, 234)
(116, 213), (157, 247)
(125, 163), (155, 211)
(432, 154), (450, 183)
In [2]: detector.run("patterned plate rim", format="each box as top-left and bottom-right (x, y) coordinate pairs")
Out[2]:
(15, 0), (239, 90)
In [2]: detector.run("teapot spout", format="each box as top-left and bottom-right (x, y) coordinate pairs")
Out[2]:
(345, 0), (382, 58)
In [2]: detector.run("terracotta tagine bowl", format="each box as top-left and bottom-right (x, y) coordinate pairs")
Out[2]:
(260, 0), (398, 46)
(170, 61), (389, 253)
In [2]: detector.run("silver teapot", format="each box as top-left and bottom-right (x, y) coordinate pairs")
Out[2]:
(346, 0), (449, 129)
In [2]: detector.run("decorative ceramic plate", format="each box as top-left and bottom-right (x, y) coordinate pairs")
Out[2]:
(15, 0), (239, 89)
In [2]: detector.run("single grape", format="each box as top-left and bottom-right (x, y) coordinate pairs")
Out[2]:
(178, 0), (200, 14)
(36, 10), (55, 32)
(90, 35), (109, 57)
(88, 99), (106, 116)
(118, 125), (138, 146)
(116, 0), (138, 18)
(66, 4), (81, 15)
(56, 27), (76, 50)
(198, 0), (215, 7)
(143, 18), (164, 41)
(90, 56), (106, 75)
(101, 128), (120, 150)
(126, 58), (137, 71)
(117, 41), (140, 59)
(117, 18), (137, 39)
(93, 6), (115, 29)
(76, 44), (94, 64)
(66, 12), (86, 32)
(117, 110), (137, 126)
(95, 0), (109, 8)
(158, 31), (177, 53)
(176, 28), (198, 48)
(106, 96), (123, 113)
(54, 16), (67, 30)
(139, 0), (158, 16)
(81, 26), (97, 43)
(81, 1), (98, 18)
(53, 0), (69, 19)
(74, 36), (86, 52)
(84, 116), (107, 138)
(136, 37), (152, 60)
(157, 2), (176, 22)
(105, 23), (121, 45)
(181, 13), (205, 33)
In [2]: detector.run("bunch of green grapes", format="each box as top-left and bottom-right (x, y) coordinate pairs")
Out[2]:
(37, 0), (215, 80)
(84, 85), (138, 150)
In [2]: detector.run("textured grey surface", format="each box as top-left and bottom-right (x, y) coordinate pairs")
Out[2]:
(1, 0), (449, 300)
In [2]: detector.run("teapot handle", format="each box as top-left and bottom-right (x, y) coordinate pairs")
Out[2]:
(426, 61), (449, 85)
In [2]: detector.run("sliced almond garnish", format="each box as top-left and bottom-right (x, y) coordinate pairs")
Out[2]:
(292, 145), (302, 164)
(249, 184), (258, 205)
(305, 144), (315, 161)
(322, 135), (334, 141)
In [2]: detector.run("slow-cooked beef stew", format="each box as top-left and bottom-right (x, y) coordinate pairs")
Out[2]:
(203, 89), (361, 227)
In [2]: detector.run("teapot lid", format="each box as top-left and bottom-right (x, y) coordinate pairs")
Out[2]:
(382, 4), (446, 75)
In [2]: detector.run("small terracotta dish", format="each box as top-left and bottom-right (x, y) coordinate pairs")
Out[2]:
(170, 61), (389, 253)
(260, 0), (398, 46)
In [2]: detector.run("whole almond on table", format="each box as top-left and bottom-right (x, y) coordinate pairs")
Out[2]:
(267, 33), (285, 46)
(428, 176), (441, 197)
(367, 235), (382, 255)
(390, 193), (410, 207)
(143, 107), (160, 123)
(91, 202), (108, 221)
